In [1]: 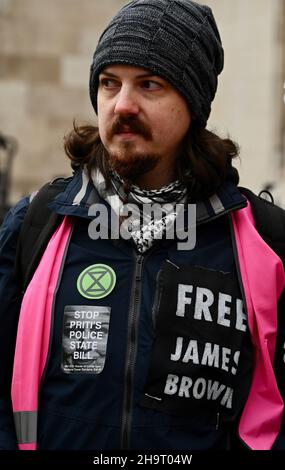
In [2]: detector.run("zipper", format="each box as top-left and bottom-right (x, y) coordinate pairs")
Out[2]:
(39, 225), (74, 391)
(228, 214), (252, 450)
(151, 269), (164, 330)
(120, 253), (145, 449)
(151, 259), (180, 329)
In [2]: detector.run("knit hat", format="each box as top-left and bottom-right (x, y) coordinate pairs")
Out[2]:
(89, 0), (224, 128)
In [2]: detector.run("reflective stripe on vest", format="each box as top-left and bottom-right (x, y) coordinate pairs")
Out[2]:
(14, 410), (37, 445)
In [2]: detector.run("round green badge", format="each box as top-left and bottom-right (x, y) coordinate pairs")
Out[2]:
(77, 264), (116, 299)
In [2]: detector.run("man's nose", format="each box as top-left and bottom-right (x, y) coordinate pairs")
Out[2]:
(114, 87), (139, 115)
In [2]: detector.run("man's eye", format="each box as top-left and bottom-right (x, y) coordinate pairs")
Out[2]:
(100, 78), (119, 89)
(142, 80), (161, 90)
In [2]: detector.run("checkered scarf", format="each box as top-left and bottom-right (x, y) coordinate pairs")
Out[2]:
(89, 167), (188, 253)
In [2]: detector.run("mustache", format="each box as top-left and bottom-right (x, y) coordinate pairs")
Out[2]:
(107, 116), (152, 140)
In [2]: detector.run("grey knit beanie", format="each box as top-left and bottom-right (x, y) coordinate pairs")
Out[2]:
(89, 0), (224, 128)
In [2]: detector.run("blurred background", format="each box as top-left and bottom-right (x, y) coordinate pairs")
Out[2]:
(0, 0), (285, 220)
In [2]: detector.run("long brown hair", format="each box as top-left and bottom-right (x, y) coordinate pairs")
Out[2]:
(64, 121), (240, 201)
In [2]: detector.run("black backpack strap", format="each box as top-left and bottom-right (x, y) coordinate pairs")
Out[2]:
(15, 177), (71, 292)
(239, 187), (285, 264)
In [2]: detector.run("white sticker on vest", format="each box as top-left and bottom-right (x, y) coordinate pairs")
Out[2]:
(62, 305), (111, 374)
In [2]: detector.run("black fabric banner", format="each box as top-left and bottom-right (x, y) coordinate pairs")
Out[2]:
(142, 262), (252, 421)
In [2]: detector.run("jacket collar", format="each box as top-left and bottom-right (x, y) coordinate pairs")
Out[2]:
(48, 170), (247, 224)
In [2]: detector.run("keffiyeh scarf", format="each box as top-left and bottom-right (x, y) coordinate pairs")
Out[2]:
(90, 167), (188, 253)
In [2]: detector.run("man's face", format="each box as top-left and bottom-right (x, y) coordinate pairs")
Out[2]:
(97, 65), (191, 183)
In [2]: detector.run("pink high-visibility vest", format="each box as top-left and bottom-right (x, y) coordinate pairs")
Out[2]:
(11, 202), (285, 450)
(232, 201), (285, 449)
(12, 217), (73, 450)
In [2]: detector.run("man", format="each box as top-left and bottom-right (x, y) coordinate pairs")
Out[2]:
(1, 0), (285, 451)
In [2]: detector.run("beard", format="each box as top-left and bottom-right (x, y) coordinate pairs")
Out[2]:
(103, 115), (159, 181)
(108, 142), (159, 181)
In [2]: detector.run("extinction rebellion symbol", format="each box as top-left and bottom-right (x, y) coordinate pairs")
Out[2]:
(77, 264), (117, 299)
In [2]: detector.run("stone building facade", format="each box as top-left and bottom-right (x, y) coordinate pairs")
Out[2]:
(0, 0), (284, 204)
